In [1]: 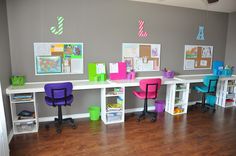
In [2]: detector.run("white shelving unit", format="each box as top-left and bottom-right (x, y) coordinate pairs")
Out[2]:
(216, 77), (236, 108)
(101, 86), (125, 124)
(165, 83), (190, 115)
(9, 92), (39, 135)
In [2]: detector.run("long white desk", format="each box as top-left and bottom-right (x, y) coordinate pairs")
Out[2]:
(9, 74), (235, 135)
(175, 74), (209, 83)
(7, 76), (188, 134)
(6, 77), (181, 94)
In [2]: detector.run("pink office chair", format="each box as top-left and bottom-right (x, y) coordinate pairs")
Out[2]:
(133, 78), (162, 122)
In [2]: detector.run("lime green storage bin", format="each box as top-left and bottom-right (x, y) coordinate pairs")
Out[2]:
(10, 76), (25, 86)
(88, 106), (101, 121)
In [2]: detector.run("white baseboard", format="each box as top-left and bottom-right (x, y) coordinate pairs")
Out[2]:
(38, 106), (155, 123)
(188, 101), (201, 106)
(125, 106), (155, 113)
(8, 129), (13, 143)
(39, 113), (89, 122)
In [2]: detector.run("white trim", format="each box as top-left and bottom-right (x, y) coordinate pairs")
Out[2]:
(188, 101), (201, 106)
(38, 106), (155, 123)
(125, 106), (155, 113)
(8, 129), (13, 143)
(39, 113), (89, 122)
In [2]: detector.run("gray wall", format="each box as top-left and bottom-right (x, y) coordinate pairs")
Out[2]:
(225, 12), (236, 71)
(0, 0), (12, 134)
(6, 0), (229, 117)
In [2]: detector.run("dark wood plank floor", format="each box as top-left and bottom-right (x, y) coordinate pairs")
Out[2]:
(10, 107), (236, 156)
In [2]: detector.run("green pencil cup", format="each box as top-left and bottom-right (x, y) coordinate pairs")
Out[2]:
(10, 76), (25, 86)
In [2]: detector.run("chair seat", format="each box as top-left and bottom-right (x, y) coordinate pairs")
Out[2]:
(194, 86), (208, 93)
(133, 91), (158, 99)
(45, 95), (73, 106)
(194, 86), (216, 93)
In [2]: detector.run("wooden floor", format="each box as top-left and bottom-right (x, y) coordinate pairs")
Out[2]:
(10, 107), (236, 156)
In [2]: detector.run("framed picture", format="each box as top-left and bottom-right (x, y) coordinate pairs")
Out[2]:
(36, 56), (62, 74)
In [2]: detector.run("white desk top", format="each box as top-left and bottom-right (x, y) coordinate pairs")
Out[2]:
(9, 74), (235, 94)
(218, 75), (236, 81)
(109, 77), (181, 87)
(6, 80), (112, 94)
(6, 76), (181, 94)
(176, 74), (236, 83)
(175, 75), (207, 83)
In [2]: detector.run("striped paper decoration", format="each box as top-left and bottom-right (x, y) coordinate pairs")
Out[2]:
(138, 20), (148, 38)
(50, 16), (64, 36)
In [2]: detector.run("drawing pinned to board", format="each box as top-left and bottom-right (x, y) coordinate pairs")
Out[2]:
(138, 20), (148, 38)
(34, 42), (83, 75)
(36, 56), (62, 74)
(196, 25), (205, 40)
(50, 16), (64, 36)
(184, 45), (213, 70)
(122, 43), (161, 72)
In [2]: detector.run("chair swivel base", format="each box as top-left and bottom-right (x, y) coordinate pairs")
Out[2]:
(55, 117), (76, 133)
(45, 117), (76, 133)
(137, 111), (157, 122)
(189, 102), (216, 113)
(201, 104), (216, 113)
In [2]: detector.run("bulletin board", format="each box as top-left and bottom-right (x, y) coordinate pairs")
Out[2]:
(34, 43), (83, 75)
(122, 43), (161, 72)
(184, 45), (213, 70)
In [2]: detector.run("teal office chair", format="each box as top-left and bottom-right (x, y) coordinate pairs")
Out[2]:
(194, 75), (219, 112)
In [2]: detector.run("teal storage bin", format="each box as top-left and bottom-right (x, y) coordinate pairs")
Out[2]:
(221, 69), (233, 77)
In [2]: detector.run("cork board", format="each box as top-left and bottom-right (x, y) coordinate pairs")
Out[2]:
(184, 45), (213, 70)
(34, 42), (83, 75)
(122, 43), (161, 72)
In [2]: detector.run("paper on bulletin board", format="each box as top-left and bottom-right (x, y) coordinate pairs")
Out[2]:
(109, 63), (118, 73)
(34, 43), (51, 56)
(71, 58), (83, 73)
(96, 63), (105, 74)
(134, 57), (143, 71)
(122, 43), (139, 57)
(200, 60), (207, 66)
(51, 44), (64, 52)
(202, 47), (212, 58)
(185, 60), (195, 70)
(36, 56), (62, 74)
(142, 60), (154, 71)
(151, 44), (160, 58)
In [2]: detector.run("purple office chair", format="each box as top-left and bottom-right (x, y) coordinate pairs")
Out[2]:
(44, 82), (76, 133)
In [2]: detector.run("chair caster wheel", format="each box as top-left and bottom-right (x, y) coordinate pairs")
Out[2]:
(137, 118), (141, 122)
(45, 125), (49, 130)
(150, 118), (156, 122)
(212, 109), (216, 113)
(56, 129), (61, 134)
(201, 107), (207, 113)
(72, 124), (76, 129)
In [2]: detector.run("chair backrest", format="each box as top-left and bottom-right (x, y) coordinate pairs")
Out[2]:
(203, 75), (218, 93)
(139, 78), (162, 93)
(44, 82), (73, 99)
